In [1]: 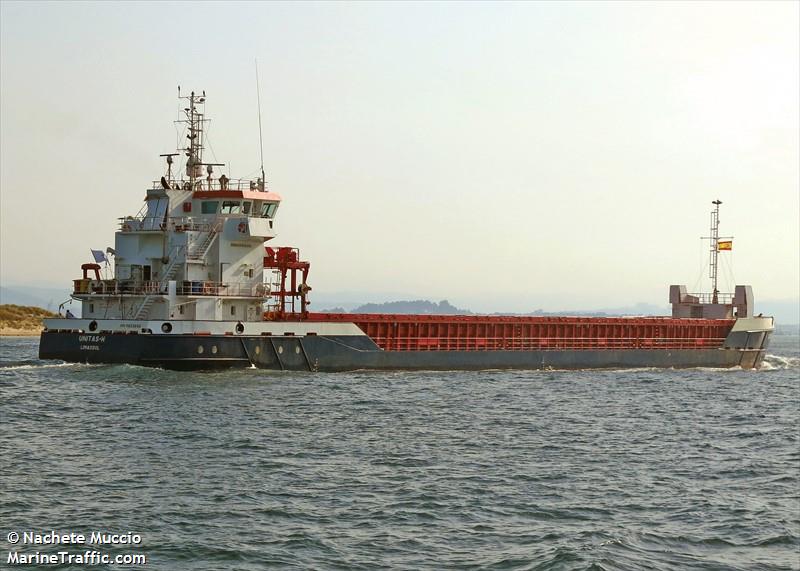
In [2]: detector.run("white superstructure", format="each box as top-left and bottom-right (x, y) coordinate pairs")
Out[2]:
(71, 91), (289, 324)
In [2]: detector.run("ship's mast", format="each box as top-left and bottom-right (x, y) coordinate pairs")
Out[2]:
(705, 199), (733, 304)
(184, 90), (205, 185)
(709, 200), (721, 303)
(175, 89), (223, 189)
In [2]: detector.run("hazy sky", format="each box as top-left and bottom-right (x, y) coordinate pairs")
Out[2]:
(1, 1), (798, 312)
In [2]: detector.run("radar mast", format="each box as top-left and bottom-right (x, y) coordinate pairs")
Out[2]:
(704, 200), (733, 304)
(176, 89), (223, 189)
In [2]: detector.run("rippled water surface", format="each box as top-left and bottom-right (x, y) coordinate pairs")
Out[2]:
(1, 336), (798, 570)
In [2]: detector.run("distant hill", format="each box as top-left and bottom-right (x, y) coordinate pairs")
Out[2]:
(0, 304), (58, 335)
(323, 299), (472, 315)
(0, 286), (74, 312)
(315, 298), (798, 324)
(492, 302), (670, 318)
(316, 299), (666, 317)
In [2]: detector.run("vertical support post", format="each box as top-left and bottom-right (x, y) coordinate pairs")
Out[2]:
(290, 266), (297, 314)
(189, 93), (197, 187)
(279, 264), (287, 317)
(709, 200), (722, 304)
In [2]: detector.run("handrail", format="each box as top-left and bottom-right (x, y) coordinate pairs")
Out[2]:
(172, 217), (215, 232)
(175, 281), (269, 297)
(366, 336), (727, 351)
(150, 178), (268, 192)
(118, 214), (270, 232)
(186, 219), (222, 259)
(74, 279), (269, 298)
(687, 292), (735, 304)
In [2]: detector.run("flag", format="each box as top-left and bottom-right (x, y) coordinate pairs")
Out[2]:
(91, 249), (109, 264)
(717, 240), (732, 251)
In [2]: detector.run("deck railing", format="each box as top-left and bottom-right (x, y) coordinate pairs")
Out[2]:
(117, 216), (223, 232)
(175, 282), (269, 297)
(150, 178), (266, 192)
(74, 280), (269, 298)
(366, 336), (727, 351)
(687, 292), (735, 304)
(118, 213), (271, 232)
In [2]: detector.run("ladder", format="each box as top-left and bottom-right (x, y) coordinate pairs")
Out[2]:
(187, 221), (221, 261)
(131, 251), (183, 320)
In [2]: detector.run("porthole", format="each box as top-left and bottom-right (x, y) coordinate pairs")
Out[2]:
(254, 345), (261, 355)
(161, 322), (173, 333)
(197, 345), (204, 354)
(295, 346), (301, 355)
(235, 322), (245, 334)
(89, 320), (98, 332)
(277, 346), (284, 354)
(211, 345), (218, 354)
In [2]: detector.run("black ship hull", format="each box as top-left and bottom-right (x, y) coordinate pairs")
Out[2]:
(39, 329), (771, 372)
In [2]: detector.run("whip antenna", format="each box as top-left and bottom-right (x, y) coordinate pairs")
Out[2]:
(255, 59), (265, 187)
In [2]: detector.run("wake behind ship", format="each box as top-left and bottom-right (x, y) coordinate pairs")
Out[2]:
(39, 91), (773, 371)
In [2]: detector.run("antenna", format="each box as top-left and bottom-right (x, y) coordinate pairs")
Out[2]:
(702, 200), (733, 304)
(255, 58), (266, 188)
(710, 200), (722, 303)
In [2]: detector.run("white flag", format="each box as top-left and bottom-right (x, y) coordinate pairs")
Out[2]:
(91, 249), (108, 264)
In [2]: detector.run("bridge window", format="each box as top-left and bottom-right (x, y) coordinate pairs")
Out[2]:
(221, 201), (241, 214)
(260, 202), (277, 218)
(201, 201), (218, 214)
(242, 201), (252, 214)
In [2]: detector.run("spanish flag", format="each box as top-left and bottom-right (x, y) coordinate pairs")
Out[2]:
(718, 240), (733, 251)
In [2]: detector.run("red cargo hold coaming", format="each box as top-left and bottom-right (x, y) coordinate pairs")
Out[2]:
(307, 313), (735, 352)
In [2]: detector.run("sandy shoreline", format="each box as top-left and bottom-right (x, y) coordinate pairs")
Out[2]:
(1, 328), (42, 337)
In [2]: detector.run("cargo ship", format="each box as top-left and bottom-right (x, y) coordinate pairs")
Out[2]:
(39, 91), (773, 371)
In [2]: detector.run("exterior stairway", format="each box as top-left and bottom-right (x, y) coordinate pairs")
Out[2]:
(132, 223), (220, 320)
(187, 222), (220, 262)
(132, 254), (182, 320)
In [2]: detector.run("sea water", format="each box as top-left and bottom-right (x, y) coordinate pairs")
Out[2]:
(1, 336), (798, 570)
